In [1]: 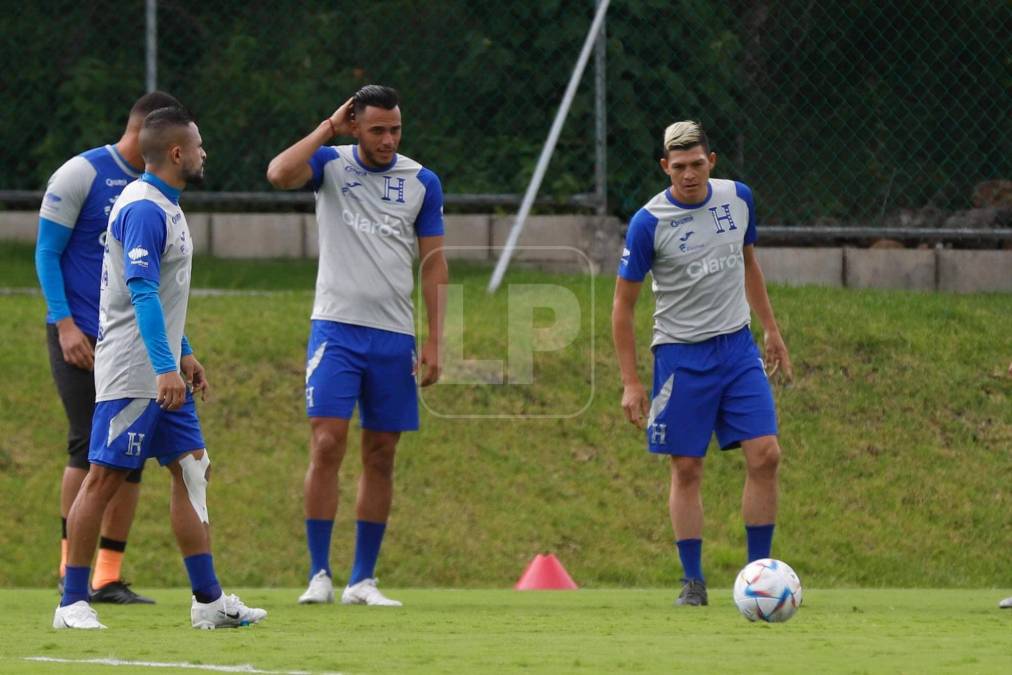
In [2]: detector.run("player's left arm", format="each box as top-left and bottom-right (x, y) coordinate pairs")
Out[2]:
(743, 245), (792, 381)
(180, 335), (210, 401)
(417, 235), (448, 387)
(415, 168), (447, 387)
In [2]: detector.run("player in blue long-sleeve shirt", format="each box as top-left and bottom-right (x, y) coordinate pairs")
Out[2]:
(35, 91), (181, 604)
(54, 105), (266, 630)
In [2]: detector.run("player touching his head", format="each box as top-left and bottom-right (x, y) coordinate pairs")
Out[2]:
(611, 120), (792, 607)
(36, 91), (182, 604)
(53, 107), (266, 630)
(267, 85), (448, 607)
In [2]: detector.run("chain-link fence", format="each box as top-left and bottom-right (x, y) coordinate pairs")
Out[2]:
(2, 1), (1009, 226)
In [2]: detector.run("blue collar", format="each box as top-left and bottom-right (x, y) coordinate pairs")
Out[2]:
(110, 144), (143, 175)
(664, 182), (712, 209)
(141, 172), (182, 204)
(352, 146), (398, 173)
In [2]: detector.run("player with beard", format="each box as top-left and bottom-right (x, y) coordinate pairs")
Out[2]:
(36, 91), (182, 604)
(53, 107), (267, 629)
(267, 85), (447, 607)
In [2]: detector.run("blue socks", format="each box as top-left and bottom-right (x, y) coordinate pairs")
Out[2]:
(746, 523), (775, 562)
(676, 538), (704, 582)
(183, 553), (222, 604)
(61, 565), (90, 606)
(349, 520), (387, 585)
(306, 518), (334, 579)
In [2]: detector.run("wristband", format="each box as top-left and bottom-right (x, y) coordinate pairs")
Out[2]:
(326, 118), (336, 137)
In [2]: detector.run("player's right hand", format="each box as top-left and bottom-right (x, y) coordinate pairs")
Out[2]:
(621, 382), (650, 430)
(156, 371), (187, 411)
(328, 97), (356, 137)
(57, 317), (94, 371)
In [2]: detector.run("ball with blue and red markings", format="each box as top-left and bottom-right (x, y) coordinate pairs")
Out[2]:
(733, 558), (803, 623)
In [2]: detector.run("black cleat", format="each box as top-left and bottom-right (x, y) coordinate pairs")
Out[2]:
(90, 580), (156, 605)
(675, 578), (708, 606)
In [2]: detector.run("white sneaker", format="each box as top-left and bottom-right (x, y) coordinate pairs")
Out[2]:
(298, 570), (335, 604)
(999, 596), (1012, 609)
(341, 578), (402, 606)
(191, 593), (267, 629)
(53, 601), (106, 629)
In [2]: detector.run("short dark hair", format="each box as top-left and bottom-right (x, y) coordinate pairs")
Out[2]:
(129, 91), (183, 119)
(352, 85), (399, 116)
(139, 106), (195, 164)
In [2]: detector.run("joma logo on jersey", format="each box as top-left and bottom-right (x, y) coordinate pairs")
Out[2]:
(709, 203), (738, 233)
(341, 208), (404, 237)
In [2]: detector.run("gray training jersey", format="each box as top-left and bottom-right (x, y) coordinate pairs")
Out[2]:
(94, 175), (193, 401)
(617, 178), (758, 346)
(307, 144), (445, 336)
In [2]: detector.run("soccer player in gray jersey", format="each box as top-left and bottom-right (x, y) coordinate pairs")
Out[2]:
(268, 85), (448, 607)
(612, 120), (793, 607)
(37, 91), (181, 603)
(54, 107), (266, 630)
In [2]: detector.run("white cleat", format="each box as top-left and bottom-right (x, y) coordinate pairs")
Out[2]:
(191, 593), (267, 629)
(341, 578), (402, 606)
(298, 570), (335, 604)
(999, 596), (1012, 609)
(53, 601), (106, 630)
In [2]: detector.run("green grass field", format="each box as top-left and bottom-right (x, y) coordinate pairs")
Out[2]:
(1, 241), (1011, 672)
(3, 589), (1010, 674)
(2, 243), (1010, 590)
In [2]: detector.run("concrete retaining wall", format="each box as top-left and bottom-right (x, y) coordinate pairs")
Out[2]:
(3, 211), (1009, 292)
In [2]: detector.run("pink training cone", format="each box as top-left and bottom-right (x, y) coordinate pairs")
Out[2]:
(514, 553), (579, 590)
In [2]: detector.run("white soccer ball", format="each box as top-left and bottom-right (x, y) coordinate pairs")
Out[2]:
(732, 558), (803, 623)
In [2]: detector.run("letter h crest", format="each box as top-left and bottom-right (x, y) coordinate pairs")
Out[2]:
(382, 176), (406, 203)
(708, 203), (737, 234)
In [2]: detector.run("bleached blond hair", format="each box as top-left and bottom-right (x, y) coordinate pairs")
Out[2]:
(663, 120), (709, 153)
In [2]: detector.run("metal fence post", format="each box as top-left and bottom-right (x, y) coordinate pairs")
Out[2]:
(146, 0), (157, 93)
(594, 0), (607, 216)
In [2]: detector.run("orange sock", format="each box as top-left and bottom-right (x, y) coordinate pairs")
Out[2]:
(92, 538), (126, 589)
(59, 539), (68, 578)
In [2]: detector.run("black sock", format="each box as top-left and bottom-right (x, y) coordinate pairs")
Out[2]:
(99, 537), (127, 552)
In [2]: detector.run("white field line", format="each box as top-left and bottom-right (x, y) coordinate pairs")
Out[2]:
(25, 656), (343, 674)
(0, 287), (299, 297)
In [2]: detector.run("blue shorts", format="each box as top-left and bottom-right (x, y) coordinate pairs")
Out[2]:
(89, 393), (206, 471)
(305, 320), (419, 432)
(647, 325), (777, 456)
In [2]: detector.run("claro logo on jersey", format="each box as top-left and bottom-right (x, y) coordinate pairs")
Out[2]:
(687, 250), (744, 279)
(342, 208), (404, 237)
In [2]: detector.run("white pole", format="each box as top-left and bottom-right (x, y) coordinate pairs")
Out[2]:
(146, 0), (157, 92)
(487, 0), (610, 293)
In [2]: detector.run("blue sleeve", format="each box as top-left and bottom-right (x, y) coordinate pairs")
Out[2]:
(617, 209), (658, 281)
(127, 277), (176, 375)
(414, 168), (445, 237)
(34, 217), (74, 322)
(736, 181), (757, 245)
(114, 200), (167, 285)
(181, 335), (193, 357)
(307, 146), (339, 191)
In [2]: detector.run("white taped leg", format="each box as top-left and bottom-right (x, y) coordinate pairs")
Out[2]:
(179, 451), (211, 524)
